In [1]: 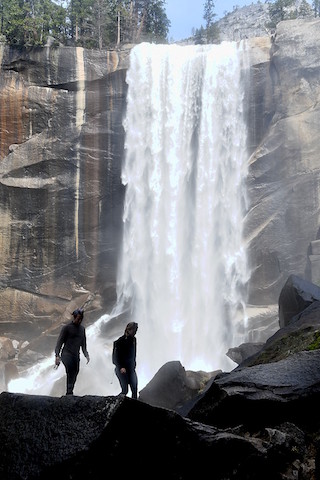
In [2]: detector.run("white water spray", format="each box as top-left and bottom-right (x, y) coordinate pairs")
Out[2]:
(8, 41), (250, 396)
(118, 42), (250, 384)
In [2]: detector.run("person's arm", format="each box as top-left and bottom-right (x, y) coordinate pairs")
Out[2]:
(133, 337), (137, 368)
(112, 339), (125, 372)
(112, 340), (120, 367)
(81, 330), (90, 364)
(54, 325), (66, 366)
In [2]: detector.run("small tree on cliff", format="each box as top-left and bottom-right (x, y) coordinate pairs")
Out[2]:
(312, 0), (320, 16)
(203, 0), (219, 43)
(140, 0), (170, 43)
(267, 0), (297, 28)
(298, 0), (312, 17)
(92, 0), (114, 48)
(128, 0), (169, 43)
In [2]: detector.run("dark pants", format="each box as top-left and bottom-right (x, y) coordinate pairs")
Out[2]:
(62, 354), (80, 395)
(115, 367), (138, 399)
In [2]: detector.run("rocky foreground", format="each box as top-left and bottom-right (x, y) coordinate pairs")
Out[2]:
(1, 352), (319, 480)
(2, 274), (320, 479)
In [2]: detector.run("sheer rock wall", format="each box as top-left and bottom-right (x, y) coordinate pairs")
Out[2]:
(245, 19), (320, 305)
(0, 45), (130, 351)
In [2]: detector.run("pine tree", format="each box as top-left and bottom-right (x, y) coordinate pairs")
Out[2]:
(268, 0), (296, 28)
(203, 0), (219, 43)
(312, 0), (320, 16)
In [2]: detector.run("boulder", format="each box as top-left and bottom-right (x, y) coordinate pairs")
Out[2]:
(239, 299), (320, 368)
(226, 342), (265, 365)
(139, 360), (218, 411)
(0, 389), (317, 480)
(0, 337), (16, 360)
(278, 274), (320, 328)
(188, 349), (320, 431)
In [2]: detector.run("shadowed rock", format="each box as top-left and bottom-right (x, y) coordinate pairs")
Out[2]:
(188, 349), (320, 432)
(0, 389), (317, 480)
(226, 342), (265, 365)
(139, 360), (219, 412)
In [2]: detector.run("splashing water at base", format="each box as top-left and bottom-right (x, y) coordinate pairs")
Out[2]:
(8, 41), (250, 396)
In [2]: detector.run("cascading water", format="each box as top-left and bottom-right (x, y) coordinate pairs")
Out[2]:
(118, 41), (250, 385)
(8, 41), (250, 396)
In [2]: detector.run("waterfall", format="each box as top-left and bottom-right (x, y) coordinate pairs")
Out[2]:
(118, 42), (250, 385)
(7, 41), (250, 397)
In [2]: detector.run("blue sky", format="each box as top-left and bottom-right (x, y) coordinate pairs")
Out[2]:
(165, 0), (257, 42)
(166, 0), (294, 41)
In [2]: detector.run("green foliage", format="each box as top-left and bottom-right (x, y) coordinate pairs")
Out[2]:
(306, 330), (320, 351)
(204, 0), (219, 43)
(0, 0), (170, 48)
(267, 0), (297, 28)
(245, 327), (320, 367)
(140, 0), (170, 43)
(0, 0), (27, 46)
(204, 0), (216, 29)
(194, 25), (205, 44)
(0, 0), (68, 46)
(199, 0), (219, 44)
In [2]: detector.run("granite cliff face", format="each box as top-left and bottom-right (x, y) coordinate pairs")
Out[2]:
(0, 45), (130, 351)
(1, 19), (320, 379)
(245, 19), (320, 306)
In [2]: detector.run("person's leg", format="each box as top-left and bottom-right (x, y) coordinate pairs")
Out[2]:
(128, 370), (138, 399)
(115, 368), (129, 395)
(69, 358), (80, 394)
(62, 355), (72, 394)
(62, 355), (79, 395)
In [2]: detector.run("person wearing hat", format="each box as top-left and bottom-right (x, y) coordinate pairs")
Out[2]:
(55, 308), (90, 395)
(112, 322), (138, 399)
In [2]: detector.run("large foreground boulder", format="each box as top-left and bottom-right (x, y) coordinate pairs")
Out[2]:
(0, 380), (318, 480)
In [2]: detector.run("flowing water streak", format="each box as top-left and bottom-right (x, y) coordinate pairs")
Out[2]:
(75, 46), (86, 258)
(118, 42), (250, 384)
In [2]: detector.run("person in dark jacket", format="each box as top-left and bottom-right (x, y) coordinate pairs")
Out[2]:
(55, 308), (90, 395)
(112, 322), (138, 399)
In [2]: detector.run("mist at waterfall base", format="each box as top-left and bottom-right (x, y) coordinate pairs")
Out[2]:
(8, 41), (250, 397)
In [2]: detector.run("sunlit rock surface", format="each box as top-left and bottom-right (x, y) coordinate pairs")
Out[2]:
(245, 19), (320, 305)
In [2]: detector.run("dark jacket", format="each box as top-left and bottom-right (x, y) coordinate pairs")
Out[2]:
(112, 335), (136, 371)
(55, 322), (89, 359)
